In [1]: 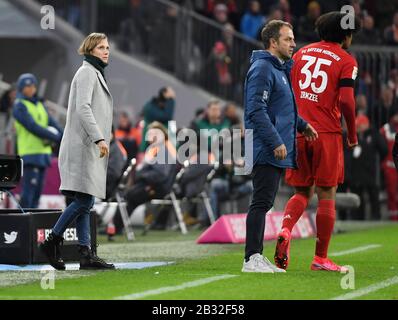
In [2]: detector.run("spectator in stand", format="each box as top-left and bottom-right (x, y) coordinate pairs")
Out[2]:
(221, 22), (240, 99)
(212, 3), (230, 26)
(384, 11), (398, 45)
(192, 100), (231, 222)
(266, 6), (283, 22)
(207, 1), (238, 19)
(374, 0), (398, 32)
(115, 111), (140, 160)
(113, 121), (178, 234)
(355, 15), (381, 45)
(388, 69), (398, 99)
(190, 107), (206, 129)
(278, 0), (296, 28)
(12, 73), (63, 209)
(356, 70), (372, 98)
(192, 99), (230, 147)
(350, 0), (363, 22)
(192, 101), (230, 172)
(240, 1), (266, 40)
(150, 5), (178, 73)
(140, 86), (176, 152)
(222, 22), (236, 50)
(223, 101), (241, 127)
(118, 0), (153, 54)
(355, 94), (368, 115)
(205, 25), (235, 99)
(369, 86), (398, 129)
(297, 1), (321, 42)
(380, 108), (398, 220)
(349, 115), (388, 220)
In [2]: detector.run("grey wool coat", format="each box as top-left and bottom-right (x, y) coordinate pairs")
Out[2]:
(59, 61), (113, 199)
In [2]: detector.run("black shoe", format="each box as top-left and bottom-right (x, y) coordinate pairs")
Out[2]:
(78, 245), (115, 270)
(39, 232), (66, 270)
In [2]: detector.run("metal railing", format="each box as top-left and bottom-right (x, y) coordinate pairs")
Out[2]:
(351, 45), (398, 129)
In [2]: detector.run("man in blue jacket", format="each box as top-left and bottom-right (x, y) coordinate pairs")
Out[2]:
(13, 73), (63, 208)
(242, 20), (318, 273)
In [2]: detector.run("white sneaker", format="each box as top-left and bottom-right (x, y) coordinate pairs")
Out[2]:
(262, 255), (286, 273)
(242, 253), (285, 273)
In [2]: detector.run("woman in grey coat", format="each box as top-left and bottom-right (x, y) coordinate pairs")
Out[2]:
(40, 33), (115, 270)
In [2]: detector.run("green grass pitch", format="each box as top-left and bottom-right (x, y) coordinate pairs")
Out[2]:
(0, 223), (397, 300)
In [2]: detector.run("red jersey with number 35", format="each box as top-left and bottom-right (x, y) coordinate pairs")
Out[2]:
(291, 41), (358, 134)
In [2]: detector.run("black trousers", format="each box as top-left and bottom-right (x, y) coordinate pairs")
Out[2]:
(245, 164), (283, 261)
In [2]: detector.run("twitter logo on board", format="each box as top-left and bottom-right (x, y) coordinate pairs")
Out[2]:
(4, 232), (18, 244)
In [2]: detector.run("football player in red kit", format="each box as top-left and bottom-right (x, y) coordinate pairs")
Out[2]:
(274, 12), (360, 272)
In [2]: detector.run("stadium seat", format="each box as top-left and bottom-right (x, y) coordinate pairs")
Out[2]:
(148, 161), (218, 234)
(96, 158), (137, 241)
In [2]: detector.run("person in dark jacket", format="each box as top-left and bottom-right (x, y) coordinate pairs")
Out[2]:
(192, 100), (231, 152)
(115, 111), (139, 160)
(297, 1), (321, 42)
(140, 87), (175, 152)
(12, 73), (63, 209)
(355, 15), (381, 45)
(240, 1), (266, 40)
(114, 121), (177, 233)
(242, 20), (317, 273)
(349, 115), (388, 220)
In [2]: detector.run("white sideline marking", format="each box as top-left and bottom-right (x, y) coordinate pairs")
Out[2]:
(115, 274), (238, 300)
(329, 244), (381, 257)
(332, 276), (398, 300)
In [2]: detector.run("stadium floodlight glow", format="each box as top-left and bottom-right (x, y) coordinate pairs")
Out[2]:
(0, 154), (23, 190)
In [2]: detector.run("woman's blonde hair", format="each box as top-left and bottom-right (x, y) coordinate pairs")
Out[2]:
(78, 33), (107, 55)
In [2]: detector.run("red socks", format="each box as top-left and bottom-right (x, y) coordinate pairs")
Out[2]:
(282, 194), (309, 232)
(315, 199), (336, 258)
(282, 195), (336, 258)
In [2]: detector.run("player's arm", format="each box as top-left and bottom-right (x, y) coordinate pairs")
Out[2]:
(339, 59), (358, 147)
(339, 86), (356, 146)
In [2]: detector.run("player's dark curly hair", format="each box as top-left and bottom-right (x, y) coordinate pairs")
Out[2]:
(315, 11), (360, 44)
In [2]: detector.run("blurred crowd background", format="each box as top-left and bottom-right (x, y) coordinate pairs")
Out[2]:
(1, 0), (398, 228)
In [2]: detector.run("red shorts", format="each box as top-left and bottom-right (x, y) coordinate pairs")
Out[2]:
(285, 133), (344, 187)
